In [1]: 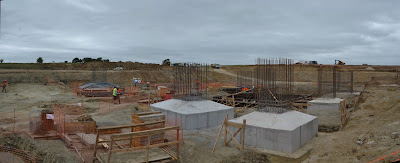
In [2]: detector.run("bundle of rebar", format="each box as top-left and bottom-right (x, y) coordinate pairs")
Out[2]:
(318, 66), (354, 98)
(254, 58), (294, 113)
(173, 63), (209, 101)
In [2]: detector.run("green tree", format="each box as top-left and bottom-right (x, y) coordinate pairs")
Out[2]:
(96, 57), (103, 62)
(36, 57), (43, 63)
(83, 57), (95, 63)
(72, 58), (81, 63)
(0, 59), (3, 63)
(162, 59), (171, 66)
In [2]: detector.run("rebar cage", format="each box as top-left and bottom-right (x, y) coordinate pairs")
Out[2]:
(173, 63), (209, 101)
(254, 58), (294, 113)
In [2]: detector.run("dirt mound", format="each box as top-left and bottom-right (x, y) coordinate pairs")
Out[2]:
(365, 67), (375, 70)
(366, 77), (398, 87)
(220, 150), (270, 163)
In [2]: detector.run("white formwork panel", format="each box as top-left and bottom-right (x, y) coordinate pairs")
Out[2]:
(196, 113), (208, 129)
(207, 111), (219, 127)
(229, 111), (317, 153)
(300, 118), (318, 146)
(151, 99), (234, 130)
(291, 127), (301, 153)
(185, 114), (197, 130)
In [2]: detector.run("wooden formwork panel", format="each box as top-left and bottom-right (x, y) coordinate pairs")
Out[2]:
(99, 128), (121, 134)
(131, 112), (165, 147)
(64, 121), (96, 134)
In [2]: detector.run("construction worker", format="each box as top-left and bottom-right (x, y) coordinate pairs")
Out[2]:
(117, 86), (121, 104)
(2, 80), (7, 93)
(242, 86), (245, 91)
(195, 78), (199, 89)
(112, 86), (118, 104)
(133, 78), (137, 87)
(153, 83), (157, 89)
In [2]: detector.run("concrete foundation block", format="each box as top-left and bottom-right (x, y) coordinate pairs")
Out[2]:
(151, 99), (234, 130)
(229, 111), (317, 153)
(308, 98), (344, 111)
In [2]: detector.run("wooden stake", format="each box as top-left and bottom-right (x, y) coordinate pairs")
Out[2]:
(93, 131), (100, 163)
(224, 114), (228, 146)
(107, 138), (113, 163)
(226, 127), (242, 144)
(226, 127), (243, 151)
(241, 119), (246, 150)
(212, 116), (226, 153)
(176, 128), (179, 158)
(146, 135), (150, 163)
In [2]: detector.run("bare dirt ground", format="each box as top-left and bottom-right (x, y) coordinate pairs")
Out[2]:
(0, 68), (399, 162)
(0, 84), (80, 136)
(0, 84), (82, 162)
(303, 77), (400, 163)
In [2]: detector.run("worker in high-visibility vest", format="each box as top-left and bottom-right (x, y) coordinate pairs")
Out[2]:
(2, 80), (8, 93)
(117, 86), (121, 104)
(146, 81), (150, 89)
(112, 86), (118, 104)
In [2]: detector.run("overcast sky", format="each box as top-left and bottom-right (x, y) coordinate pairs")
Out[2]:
(0, 0), (399, 65)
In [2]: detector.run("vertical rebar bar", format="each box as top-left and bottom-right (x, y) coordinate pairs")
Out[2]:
(173, 62), (209, 101)
(350, 71), (354, 93)
(333, 66), (337, 98)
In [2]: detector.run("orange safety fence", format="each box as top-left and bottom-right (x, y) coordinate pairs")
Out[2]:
(52, 102), (96, 162)
(0, 145), (37, 163)
(52, 103), (97, 135)
(97, 96), (139, 114)
(369, 150), (400, 163)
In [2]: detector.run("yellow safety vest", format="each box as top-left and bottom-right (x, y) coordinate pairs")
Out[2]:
(113, 88), (117, 96)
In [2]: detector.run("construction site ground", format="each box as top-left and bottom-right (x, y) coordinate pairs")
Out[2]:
(0, 65), (399, 162)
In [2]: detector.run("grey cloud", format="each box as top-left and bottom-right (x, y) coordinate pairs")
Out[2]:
(0, 0), (400, 65)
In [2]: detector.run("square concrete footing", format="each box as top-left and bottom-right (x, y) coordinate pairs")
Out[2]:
(229, 111), (317, 153)
(308, 98), (344, 110)
(151, 99), (234, 130)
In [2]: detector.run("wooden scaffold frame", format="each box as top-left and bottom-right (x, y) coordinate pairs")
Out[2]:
(212, 114), (246, 152)
(92, 121), (181, 163)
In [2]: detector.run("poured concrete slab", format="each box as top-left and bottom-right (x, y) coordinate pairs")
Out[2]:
(229, 111), (317, 153)
(151, 99), (234, 130)
(308, 98), (343, 110)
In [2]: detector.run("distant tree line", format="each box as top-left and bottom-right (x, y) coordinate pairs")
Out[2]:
(72, 57), (110, 63)
(37, 57), (43, 63)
